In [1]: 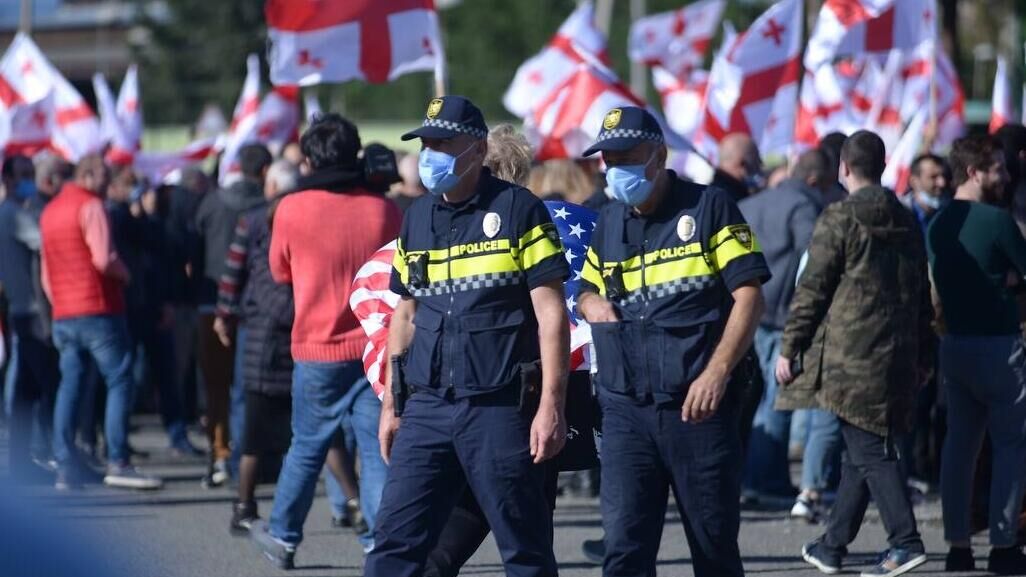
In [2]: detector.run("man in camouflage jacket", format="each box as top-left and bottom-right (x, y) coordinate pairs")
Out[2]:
(776, 131), (935, 577)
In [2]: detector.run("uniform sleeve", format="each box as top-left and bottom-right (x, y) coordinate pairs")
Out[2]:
(516, 194), (569, 289)
(389, 213), (412, 298)
(780, 206), (848, 360)
(268, 199), (292, 285)
(704, 188), (771, 292)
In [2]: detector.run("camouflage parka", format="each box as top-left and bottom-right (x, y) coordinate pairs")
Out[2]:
(776, 185), (936, 436)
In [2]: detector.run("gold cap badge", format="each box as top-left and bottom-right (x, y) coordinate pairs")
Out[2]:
(603, 108), (622, 131)
(426, 98), (444, 119)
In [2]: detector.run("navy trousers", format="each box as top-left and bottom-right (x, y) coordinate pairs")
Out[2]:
(365, 388), (558, 577)
(600, 391), (744, 577)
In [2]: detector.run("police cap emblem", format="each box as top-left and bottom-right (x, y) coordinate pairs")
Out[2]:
(677, 215), (696, 242)
(426, 98), (444, 119)
(483, 212), (501, 239)
(603, 108), (622, 131)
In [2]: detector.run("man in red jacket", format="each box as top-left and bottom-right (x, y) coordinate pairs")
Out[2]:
(40, 155), (161, 491)
(249, 114), (401, 568)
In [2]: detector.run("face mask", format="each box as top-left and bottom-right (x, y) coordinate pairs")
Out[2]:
(418, 143), (476, 196)
(14, 179), (36, 200)
(606, 152), (658, 207)
(915, 190), (942, 210)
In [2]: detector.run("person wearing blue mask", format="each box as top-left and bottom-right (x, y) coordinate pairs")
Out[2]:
(364, 95), (570, 577)
(577, 106), (770, 577)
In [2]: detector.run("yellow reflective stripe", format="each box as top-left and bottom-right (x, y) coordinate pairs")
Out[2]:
(426, 252), (519, 282)
(580, 248), (605, 296)
(707, 225), (760, 272)
(622, 256), (715, 292)
(393, 239), (409, 285)
(418, 239), (512, 262)
(517, 224), (562, 270)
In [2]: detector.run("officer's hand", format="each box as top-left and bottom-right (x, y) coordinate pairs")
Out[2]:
(681, 369), (727, 423)
(530, 403), (566, 464)
(774, 356), (794, 385)
(579, 294), (618, 323)
(378, 409), (401, 465)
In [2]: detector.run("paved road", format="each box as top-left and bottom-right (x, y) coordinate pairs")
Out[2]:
(1, 417), (988, 577)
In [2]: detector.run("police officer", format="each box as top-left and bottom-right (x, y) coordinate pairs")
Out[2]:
(364, 95), (570, 577)
(577, 107), (770, 577)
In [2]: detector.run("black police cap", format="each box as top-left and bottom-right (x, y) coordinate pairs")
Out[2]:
(582, 106), (664, 157)
(401, 95), (489, 141)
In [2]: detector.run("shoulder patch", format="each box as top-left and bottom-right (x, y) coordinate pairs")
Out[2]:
(729, 224), (754, 251)
(541, 222), (562, 248)
(603, 108), (622, 130)
(677, 215), (696, 242)
(483, 212), (501, 238)
(426, 98), (443, 119)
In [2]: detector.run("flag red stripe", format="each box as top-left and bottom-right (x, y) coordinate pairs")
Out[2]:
(265, 0), (431, 32)
(360, 6), (392, 84)
(864, 7), (895, 52)
(55, 104), (94, 126)
(0, 75), (23, 108)
(728, 57), (801, 133)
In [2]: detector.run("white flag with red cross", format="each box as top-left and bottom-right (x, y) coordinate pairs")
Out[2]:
(701, 0), (803, 157)
(881, 107), (928, 195)
(628, 0), (725, 79)
(989, 56), (1015, 134)
(653, 66), (708, 139)
(134, 136), (218, 187)
(2, 96), (54, 157)
(219, 84), (300, 186)
(899, 40), (966, 149)
(266, 0), (442, 87)
(794, 58), (865, 150)
(805, 0), (938, 71)
(503, 2), (609, 120)
(50, 78), (103, 162)
(219, 55), (262, 185)
(112, 65), (142, 163)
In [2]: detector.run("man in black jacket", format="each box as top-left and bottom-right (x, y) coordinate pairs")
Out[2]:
(194, 144), (272, 487)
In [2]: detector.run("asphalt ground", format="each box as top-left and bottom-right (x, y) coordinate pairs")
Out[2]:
(0, 415), (992, 577)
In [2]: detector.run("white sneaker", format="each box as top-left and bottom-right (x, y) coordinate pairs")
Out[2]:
(104, 465), (163, 490)
(791, 495), (818, 522)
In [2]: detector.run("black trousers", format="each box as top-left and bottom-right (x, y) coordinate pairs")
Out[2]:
(821, 420), (924, 557)
(422, 464), (559, 577)
(7, 313), (58, 478)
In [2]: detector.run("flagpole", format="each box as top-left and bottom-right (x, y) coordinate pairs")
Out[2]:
(629, 0), (646, 98)
(19, 0), (32, 35)
(596, 0), (615, 36)
(432, 11), (448, 97)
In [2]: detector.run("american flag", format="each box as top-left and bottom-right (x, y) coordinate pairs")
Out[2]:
(349, 202), (599, 398)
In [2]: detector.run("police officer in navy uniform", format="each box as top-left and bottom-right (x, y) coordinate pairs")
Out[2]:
(364, 95), (571, 577)
(577, 107), (770, 577)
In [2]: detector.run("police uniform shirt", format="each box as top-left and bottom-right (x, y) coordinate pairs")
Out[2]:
(390, 168), (569, 397)
(579, 172), (770, 403)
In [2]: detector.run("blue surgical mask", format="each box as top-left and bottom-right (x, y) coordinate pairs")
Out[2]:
(915, 190), (943, 211)
(14, 179), (36, 200)
(606, 152), (658, 207)
(418, 143), (476, 197)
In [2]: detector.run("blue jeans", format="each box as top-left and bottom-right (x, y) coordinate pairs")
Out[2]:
(269, 360), (380, 546)
(52, 315), (134, 467)
(800, 409), (842, 492)
(229, 326), (248, 475)
(324, 378), (387, 550)
(743, 326), (793, 495)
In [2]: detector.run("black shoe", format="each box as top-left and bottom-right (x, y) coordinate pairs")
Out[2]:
(345, 498), (369, 535)
(988, 547), (1026, 575)
(802, 540), (842, 575)
(331, 514), (353, 529)
(581, 539), (604, 565)
(945, 547), (974, 572)
(250, 520), (296, 570)
(230, 501), (260, 536)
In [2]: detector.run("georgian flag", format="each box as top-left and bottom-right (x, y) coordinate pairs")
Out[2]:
(266, 0), (443, 87)
(134, 136), (217, 185)
(350, 203), (599, 398)
(653, 66), (708, 139)
(804, 0), (938, 70)
(111, 65), (142, 164)
(990, 56), (1014, 134)
(503, 1), (609, 120)
(701, 0), (803, 158)
(882, 107), (929, 195)
(628, 0), (725, 78)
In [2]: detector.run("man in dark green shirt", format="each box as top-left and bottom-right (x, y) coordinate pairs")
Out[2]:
(927, 134), (1026, 575)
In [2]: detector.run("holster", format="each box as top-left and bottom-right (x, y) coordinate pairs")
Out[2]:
(518, 360), (542, 414)
(391, 352), (409, 417)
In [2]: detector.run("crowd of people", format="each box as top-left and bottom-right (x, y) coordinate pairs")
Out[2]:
(0, 97), (1025, 577)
